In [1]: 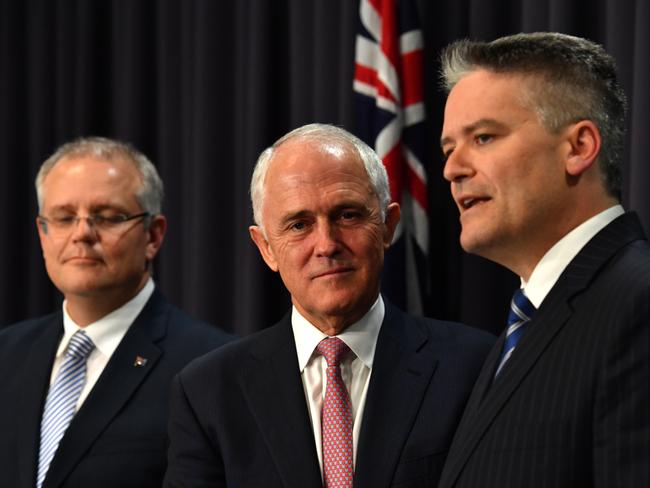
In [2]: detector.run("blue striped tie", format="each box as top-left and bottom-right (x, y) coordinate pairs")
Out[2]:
(494, 289), (535, 377)
(37, 330), (95, 488)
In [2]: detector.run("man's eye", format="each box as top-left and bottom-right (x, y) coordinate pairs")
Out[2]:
(54, 216), (76, 226)
(289, 221), (307, 231)
(92, 215), (109, 226)
(93, 214), (126, 226)
(341, 211), (361, 220)
(475, 134), (493, 145)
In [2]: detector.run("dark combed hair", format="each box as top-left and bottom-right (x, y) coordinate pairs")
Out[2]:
(440, 32), (627, 199)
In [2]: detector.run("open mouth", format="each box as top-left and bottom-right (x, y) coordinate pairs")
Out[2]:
(461, 197), (489, 210)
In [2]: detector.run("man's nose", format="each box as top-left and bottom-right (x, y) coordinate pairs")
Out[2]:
(70, 216), (99, 241)
(313, 221), (341, 257)
(443, 144), (474, 183)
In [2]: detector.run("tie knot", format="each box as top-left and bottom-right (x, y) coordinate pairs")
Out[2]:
(316, 337), (351, 368)
(507, 289), (536, 327)
(66, 330), (95, 360)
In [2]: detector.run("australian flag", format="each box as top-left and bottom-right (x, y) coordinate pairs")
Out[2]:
(353, 0), (430, 314)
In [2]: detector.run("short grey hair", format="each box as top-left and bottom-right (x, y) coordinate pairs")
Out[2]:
(36, 136), (164, 215)
(250, 123), (391, 230)
(440, 32), (627, 199)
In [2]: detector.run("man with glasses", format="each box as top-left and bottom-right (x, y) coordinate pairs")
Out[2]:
(0, 137), (231, 488)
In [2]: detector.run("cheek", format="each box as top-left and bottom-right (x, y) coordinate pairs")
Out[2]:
(111, 234), (147, 257)
(361, 226), (386, 250)
(347, 229), (386, 269)
(272, 241), (308, 275)
(41, 239), (63, 262)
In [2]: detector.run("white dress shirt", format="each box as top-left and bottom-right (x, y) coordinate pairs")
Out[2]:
(523, 205), (625, 306)
(49, 278), (155, 411)
(291, 295), (384, 478)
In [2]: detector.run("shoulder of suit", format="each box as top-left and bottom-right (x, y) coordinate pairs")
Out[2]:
(408, 313), (496, 353)
(155, 298), (233, 343)
(0, 311), (62, 355)
(383, 302), (495, 353)
(0, 311), (61, 337)
(177, 317), (288, 380)
(617, 239), (650, 269)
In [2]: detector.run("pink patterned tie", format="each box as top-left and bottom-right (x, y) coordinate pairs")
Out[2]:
(316, 337), (354, 488)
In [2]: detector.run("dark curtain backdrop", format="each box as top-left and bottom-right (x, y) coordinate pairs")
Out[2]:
(1, 0), (648, 336)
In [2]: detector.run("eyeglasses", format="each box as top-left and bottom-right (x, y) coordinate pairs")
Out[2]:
(38, 212), (150, 236)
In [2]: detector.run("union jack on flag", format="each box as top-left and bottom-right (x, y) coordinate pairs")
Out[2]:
(353, 0), (429, 313)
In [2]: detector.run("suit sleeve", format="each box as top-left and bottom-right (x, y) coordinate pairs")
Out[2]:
(593, 290), (650, 487)
(164, 374), (226, 488)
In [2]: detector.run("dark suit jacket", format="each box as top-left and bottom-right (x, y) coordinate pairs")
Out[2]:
(163, 300), (495, 488)
(439, 212), (650, 487)
(0, 289), (232, 488)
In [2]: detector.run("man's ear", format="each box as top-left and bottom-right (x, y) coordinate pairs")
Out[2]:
(145, 214), (167, 261)
(565, 120), (601, 177)
(249, 225), (279, 272)
(36, 216), (48, 256)
(383, 202), (401, 249)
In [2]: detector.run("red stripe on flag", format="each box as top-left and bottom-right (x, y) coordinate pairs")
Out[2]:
(401, 50), (423, 107)
(367, 0), (382, 14)
(382, 142), (405, 204)
(354, 63), (399, 105)
(386, 145), (428, 211)
(378, 0), (399, 68)
(354, 63), (377, 85)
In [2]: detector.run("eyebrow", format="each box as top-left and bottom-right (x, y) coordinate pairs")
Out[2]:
(46, 203), (129, 214)
(440, 118), (508, 149)
(279, 209), (312, 226)
(279, 201), (370, 225)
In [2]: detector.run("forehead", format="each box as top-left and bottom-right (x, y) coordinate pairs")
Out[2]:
(447, 70), (535, 116)
(262, 138), (372, 208)
(266, 138), (367, 187)
(42, 155), (142, 207)
(442, 70), (537, 137)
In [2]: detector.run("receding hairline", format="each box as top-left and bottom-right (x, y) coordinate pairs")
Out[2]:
(263, 133), (369, 193)
(42, 152), (145, 185)
(250, 122), (391, 232)
(253, 131), (374, 230)
(38, 152), (146, 210)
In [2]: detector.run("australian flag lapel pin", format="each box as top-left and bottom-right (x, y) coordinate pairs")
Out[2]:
(134, 355), (148, 367)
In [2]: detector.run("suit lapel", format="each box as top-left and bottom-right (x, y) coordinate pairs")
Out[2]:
(16, 316), (63, 487)
(440, 212), (646, 487)
(355, 302), (438, 488)
(43, 292), (167, 488)
(240, 316), (322, 488)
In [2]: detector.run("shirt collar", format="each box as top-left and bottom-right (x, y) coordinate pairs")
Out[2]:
(292, 295), (385, 372)
(523, 205), (624, 307)
(58, 278), (156, 358)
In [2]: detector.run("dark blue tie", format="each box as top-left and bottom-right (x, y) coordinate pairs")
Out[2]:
(494, 289), (536, 377)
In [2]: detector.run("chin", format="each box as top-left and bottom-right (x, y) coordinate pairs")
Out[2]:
(459, 234), (479, 253)
(57, 278), (106, 297)
(460, 241), (489, 260)
(314, 297), (355, 317)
